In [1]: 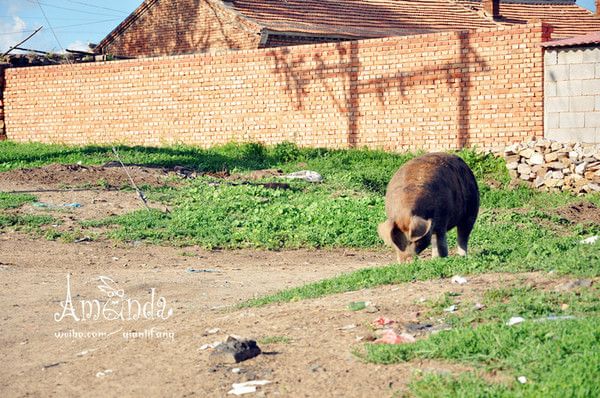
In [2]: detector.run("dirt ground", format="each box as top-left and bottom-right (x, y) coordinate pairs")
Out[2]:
(0, 165), (592, 397)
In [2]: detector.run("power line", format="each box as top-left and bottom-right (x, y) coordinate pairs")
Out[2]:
(33, 0), (69, 61)
(63, 0), (130, 15)
(25, 0), (126, 18)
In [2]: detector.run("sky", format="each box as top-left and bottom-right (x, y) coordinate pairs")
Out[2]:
(0, 0), (597, 54)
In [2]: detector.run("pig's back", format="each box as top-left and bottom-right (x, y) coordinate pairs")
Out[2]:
(385, 153), (479, 225)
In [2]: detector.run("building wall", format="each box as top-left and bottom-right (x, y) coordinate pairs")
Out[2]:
(544, 46), (600, 144)
(3, 23), (549, 151)
(99, 0), (262, 57)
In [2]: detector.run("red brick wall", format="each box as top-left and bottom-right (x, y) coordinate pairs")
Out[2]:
(99, 0), (262, 57)
(3, 23), (550, 150)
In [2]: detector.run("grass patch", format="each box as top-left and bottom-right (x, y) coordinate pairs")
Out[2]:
(0, 192), (37, 209)
(364, 285), (600, 397)
(0, 213), (54, 230)
(258, 335), (292, 345)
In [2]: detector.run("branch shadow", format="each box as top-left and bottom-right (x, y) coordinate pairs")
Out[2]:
(267, 32), (489, 149)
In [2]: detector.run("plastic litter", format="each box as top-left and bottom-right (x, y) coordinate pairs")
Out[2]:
(517, 376), (527, 384)
(348, 301), (368, 311)
(507, 316), (525, 326)
(33, 202), (82, 209)
(228, 380), (271, 396)
(95, 369), (113, 378)
(284, 170), (323, 183)
(451, 275), (468, 285)
(187, 268), (221, 273)
(339, 324), (357, 331)
(372, 317), (395, 327)
(199, 341), (221, 350)
(374, 330), (416, 344)
(474, 303), (485, 310)
(444, 305), (457, 313)
(580, 235), (599, 245)
(534, 315), (576, 322)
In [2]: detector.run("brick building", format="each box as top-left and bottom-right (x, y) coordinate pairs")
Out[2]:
(95, 0), (600, 58)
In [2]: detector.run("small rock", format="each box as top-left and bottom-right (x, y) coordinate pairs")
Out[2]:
(210, 336), (262, 364)
(528, 152), (544, 165)
(519, 148), (535, 159)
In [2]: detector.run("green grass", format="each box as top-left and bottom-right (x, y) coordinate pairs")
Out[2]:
(1, 141), (599, 396)
(0, 192), (37, 209)
(364, 285), (600, 397)
(0, 213), (54, 230)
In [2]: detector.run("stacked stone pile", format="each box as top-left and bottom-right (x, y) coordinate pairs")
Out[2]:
(501, 140), (600, 194)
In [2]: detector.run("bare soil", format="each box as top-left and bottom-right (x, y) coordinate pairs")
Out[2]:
(554, 202), (600, 225)
(0, 165), (586, 397)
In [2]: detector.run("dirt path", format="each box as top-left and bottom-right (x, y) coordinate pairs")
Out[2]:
(0, 235), (571, 398)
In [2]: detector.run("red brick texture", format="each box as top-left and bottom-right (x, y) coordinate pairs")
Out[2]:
(99, 0), (262, 57)
(3, 23), (550, 151)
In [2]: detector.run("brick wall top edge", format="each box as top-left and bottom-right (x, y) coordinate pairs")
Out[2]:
(4, 23), (546, 77)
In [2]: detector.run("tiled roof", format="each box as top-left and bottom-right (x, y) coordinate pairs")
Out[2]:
(456, 0), (600, 39)
(230, 0), (497, 38)
(542, 31), (600, 47)
(97, 0), (600, 53)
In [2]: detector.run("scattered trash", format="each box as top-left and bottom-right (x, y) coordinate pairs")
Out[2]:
(210, 336), (262, 364)
(561, 303), (569, 310)
(443, 305), (457, 313)
(534, 315), (576, 322)
(74, 236), (92, 243)
(76, 349), (96, 357)
(199, 341), (221, 351)
(372, 317), (395, 327)
(580, 235), (599, 245)
(339, 324), (357, 331)
(474, 303), (485, 311)
(284, 170), (323, 183)
(231, 368), (241, 374)
(507, 316), (525, 326)
(227, 380), (271, 396)
(41, 362), (63, 370)
(405, 322), (452, 334)
(33, 202), (82, 209)
(517, 376), (527, 384)
(95, 369), (113, 378)
(187, 268), (221, 274)
(205, 328), (221, 335)
(451, 275), (468, 285)
(374, 330), (416, 345)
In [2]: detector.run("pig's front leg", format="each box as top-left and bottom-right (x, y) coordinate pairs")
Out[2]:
(431, 232), (448, 258)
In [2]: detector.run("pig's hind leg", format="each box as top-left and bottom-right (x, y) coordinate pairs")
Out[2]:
(456, 219), (476, 256)
(431, 232), (448, 258)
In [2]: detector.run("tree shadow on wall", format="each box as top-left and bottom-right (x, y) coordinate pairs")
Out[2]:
(267, 32), (489, 149)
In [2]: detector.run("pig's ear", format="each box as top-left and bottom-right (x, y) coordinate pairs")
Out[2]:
(409, 216), (432, 241)
(377, 220), (395, 247)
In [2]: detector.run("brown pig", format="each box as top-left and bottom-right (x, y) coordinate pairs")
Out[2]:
(378, 152), (479, 262)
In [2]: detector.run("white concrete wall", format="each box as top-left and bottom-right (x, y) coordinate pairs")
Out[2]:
(545, 46), (600, 144)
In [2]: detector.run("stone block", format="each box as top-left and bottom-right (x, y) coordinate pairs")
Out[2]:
(557, 49), (584, 64)
(559, 113), (585, 129)
(546, 97), (569, 113)
(581, 80), (600, 96)
(557, 80), (583, 96)
(545, 65), (569, 82)
(570, 96), (595, 112)
(570, 63), (595, 80)
(585, 112), (600, 128)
